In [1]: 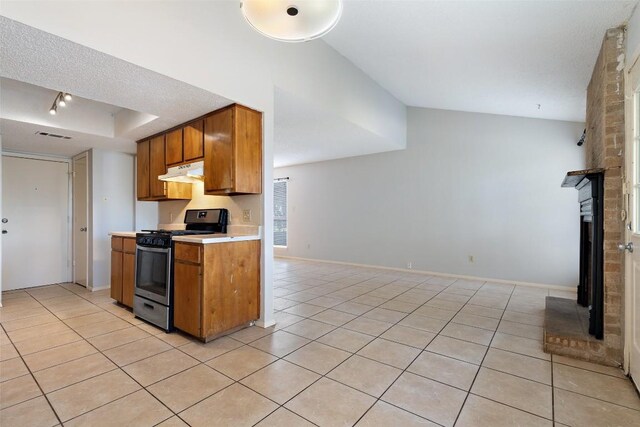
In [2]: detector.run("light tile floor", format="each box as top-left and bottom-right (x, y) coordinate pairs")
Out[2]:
(1, 258), (640, 426)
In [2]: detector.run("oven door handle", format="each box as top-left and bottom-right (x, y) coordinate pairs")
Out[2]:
(136, 245), (170, 253)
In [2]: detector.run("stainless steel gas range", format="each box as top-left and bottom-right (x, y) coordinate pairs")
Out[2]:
(133, 208), (228, 331)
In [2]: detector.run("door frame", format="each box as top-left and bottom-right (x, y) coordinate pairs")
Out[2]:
(72, 151), (89, 287)
(1, 151), (73, 284)
(624, 54), (640, 377)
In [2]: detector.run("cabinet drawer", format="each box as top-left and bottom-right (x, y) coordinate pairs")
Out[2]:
(175, 243), (201, 264)
(111, 237), (123, 251)
(123, 238), (136, 253)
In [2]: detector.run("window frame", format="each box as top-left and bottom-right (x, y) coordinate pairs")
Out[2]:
(273, 179), (288, 248)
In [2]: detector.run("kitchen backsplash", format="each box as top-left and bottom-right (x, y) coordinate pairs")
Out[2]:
(157, 181), (262, 226)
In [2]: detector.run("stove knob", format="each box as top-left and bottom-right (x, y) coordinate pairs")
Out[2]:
(155, 238), (164, 246)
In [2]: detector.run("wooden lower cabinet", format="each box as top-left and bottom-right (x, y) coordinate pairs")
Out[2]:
(173, 240), (260, 340)
(110, 236), (135, 308)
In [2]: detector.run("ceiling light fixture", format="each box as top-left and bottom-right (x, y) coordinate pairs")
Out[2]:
(49, 91), (72, 116)
(240, 0), (342, 42)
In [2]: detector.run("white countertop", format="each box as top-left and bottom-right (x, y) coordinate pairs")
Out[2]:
(172, 233), (261, 244)
(109, 231), (137, 238)
(109, 226), (261, 244)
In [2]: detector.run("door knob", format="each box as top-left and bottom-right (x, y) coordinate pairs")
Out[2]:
(618, 242), (634, 253)
(1, 218), (7, 223)
(79, 227), (87, 232)
(2, 230), (7, 234)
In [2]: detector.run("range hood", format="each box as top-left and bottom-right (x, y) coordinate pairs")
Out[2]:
(158, 161), (204, 183)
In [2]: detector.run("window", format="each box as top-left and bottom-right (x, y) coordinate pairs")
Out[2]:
(274, 179), (288, 246)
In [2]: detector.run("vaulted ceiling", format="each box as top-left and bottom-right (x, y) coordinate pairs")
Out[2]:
(324, 0), (637, 122)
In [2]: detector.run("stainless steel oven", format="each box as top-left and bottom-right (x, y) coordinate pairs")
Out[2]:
(134, 239), (173, 331)
(135, 246), (171, 305)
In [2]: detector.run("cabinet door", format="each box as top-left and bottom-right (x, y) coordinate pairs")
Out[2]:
(110, 250), (123, 303)
(122, 252), (135, 308)
(136, 140), (150, 200)
(204, 107), (234, 193)
(149, 135), (167, 198)
(174, 261), (202, 337)
(184, 120), (204, 161)
(165, 129), (183, 166)
(233, 106), (262, 194)
(201, 241), (260, 337)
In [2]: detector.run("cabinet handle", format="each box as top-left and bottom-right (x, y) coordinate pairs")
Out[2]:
(143, 303), (154, 310)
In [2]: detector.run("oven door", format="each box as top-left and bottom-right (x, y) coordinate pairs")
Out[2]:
(135, 245), (171, 305)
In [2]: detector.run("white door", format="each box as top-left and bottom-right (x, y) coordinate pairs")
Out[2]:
(625, 60), (640, 389)
(1, 155), (70, 290)
(72, 153), (89, 287)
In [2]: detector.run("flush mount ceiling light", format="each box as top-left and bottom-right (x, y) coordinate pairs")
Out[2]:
(240, 0), (342, 42)
(49, 91), (72, 115)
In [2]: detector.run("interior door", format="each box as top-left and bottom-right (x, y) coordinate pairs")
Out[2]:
(73, 153), (89, 287)
(1, 155), (70, 290)
(625, 59), (640, 389)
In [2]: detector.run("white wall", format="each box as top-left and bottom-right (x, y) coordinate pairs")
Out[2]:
(89, 149), (134, 289)
(276, 108), (585, 287)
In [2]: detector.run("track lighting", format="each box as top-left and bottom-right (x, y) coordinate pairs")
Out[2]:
(49, 91), (72, 116)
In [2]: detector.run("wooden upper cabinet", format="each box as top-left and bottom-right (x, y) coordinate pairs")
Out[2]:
(183, 120), (204, 162)
(165, 129), (183, 166)
(204, 107), (233, 193)
(136, 140), (150, 199)
(136, 104), (259, 201)
(165, 121), (203, 167)
(136, 136), (191, 201)
(149, 135), (167, 198)
(204, 104), (262, 195)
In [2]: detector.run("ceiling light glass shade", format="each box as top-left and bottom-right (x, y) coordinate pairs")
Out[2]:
(49, 106), (57, 115)
(63, 93), (72, 102)
(240, 0), (342, 42)
(59, 99), (66, 107)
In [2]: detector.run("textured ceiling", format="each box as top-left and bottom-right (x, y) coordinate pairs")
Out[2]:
(1, 118), (134, 157)
(0, 17), (233, 157)
(323, 0), (637, 122)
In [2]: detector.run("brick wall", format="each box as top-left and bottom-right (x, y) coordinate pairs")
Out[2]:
(585, 26), (625, 365)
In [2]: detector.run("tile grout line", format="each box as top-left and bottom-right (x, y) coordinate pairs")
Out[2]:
(12, 284), (185, 426)
(3, 267), (636, 425)
(0, 307), (64, 425)
(451, 281), (517, 426)
(350, 276), (489, 426)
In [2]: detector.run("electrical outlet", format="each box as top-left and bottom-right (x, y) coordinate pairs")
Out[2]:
(242, 209), (252, 223)
(407, 262), (413, 269)
(468, 255), (474, 263)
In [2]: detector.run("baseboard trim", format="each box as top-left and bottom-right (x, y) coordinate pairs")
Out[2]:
(90, 285), (110, 292)
(275, 255), (576, 292)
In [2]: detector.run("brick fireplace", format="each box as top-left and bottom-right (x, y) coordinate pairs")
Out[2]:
(544, 27), (625, 366)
